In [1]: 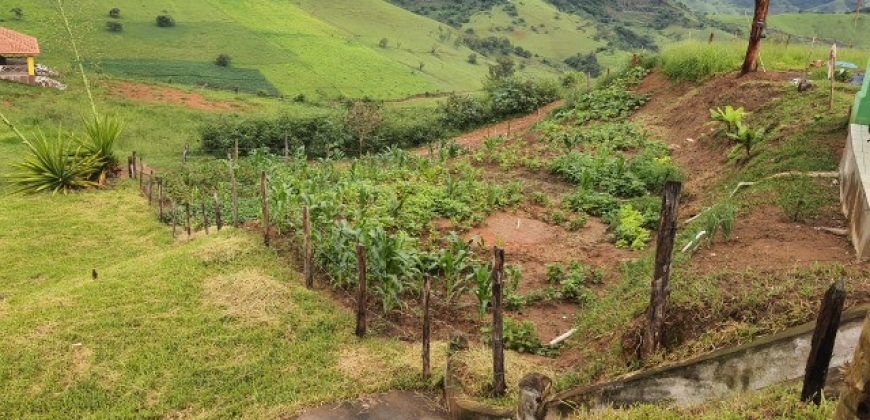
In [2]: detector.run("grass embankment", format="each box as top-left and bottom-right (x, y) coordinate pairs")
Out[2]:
(556, 48), (870, 395)
(660, 40), (869, 82)
(0, 185), (443, 417)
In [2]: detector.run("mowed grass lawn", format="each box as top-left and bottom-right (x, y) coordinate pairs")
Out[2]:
(0, 185), (438, 417)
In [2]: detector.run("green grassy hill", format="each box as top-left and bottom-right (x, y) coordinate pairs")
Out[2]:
(0, 0), (512, 99)
(680, 0), (858, 14)
(713, 12), (870, 49)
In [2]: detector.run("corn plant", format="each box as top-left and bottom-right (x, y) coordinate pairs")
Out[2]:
(469, 262), (492, 317)
(364, 228), (421, 314)
(426, 232), (474, 304)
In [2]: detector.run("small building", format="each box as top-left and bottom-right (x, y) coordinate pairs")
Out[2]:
(0, 26), (41, 85)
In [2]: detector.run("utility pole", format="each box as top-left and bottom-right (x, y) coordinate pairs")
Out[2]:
(740, 0), (770, 76)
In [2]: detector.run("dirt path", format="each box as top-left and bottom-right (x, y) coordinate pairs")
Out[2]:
(414, 100), (564, 155)
(296, 391), (446, 420)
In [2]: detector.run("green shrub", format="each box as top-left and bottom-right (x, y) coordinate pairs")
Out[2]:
(486, 76), (559, 118)
(438, 94), (489, 130)
(610, 204), (651, 250)
(710, 105), (747, 134)
(483, 318), (548, 355)
(156, 15), (175, 27)
(108, 8), (121, 18)
(105, 21), (123, 32)
(562, 189), (618, 216)
(564, 52), (601, 77)
(215, 54), (232, 67)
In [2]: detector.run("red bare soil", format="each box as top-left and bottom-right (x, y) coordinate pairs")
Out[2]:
(107, 81), (242, 112)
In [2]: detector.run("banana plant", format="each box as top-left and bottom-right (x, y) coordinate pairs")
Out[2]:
(710, 105), (747, 134)
(726, 121), (765, 159)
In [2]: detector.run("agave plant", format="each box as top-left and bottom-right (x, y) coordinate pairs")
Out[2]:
(79, 115), (123, 171)
(10, 130), (101, 194)
(709, 105), (747, 134)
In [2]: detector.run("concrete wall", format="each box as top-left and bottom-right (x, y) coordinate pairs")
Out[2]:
(548, 307), (867, 413)
(840, 124), (870, 260)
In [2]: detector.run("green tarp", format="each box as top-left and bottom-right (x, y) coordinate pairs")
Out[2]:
(854, 58), (870, 126)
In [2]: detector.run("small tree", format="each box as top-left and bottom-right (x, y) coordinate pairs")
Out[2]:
(156, 15), (175, 27)
(105, 21), (123, 32)
(378, 38), (389, 48)
(467, 53), (478, 65)
(10, 7), (23, 20)
(215, 54), (232, 67)
(346, 101), (383, 153)
(109, 8), (121, 18)
(488, 57), (515, 80)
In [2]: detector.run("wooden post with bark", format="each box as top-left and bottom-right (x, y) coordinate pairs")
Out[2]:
(182, 144), (189, 163)
(260, 171), (270, 246)
(127, 156), (134, 178)
(171, 199), (177, 238)
(801, 279), (847, 404)
(147, 171), (154, 205)
(492, 247), (506, 397)
(355, 244), (368, 338)
(158, 180), (164, 220)
(213, 191), (223, 231)
(185, 203), (192, 237)
(708, 32), (715, 44)
(132, 151), (138, 179)
(740, 0), (770, 76)
(201, 201), (210, 235)
(228, 152), (239, 228)
(303, 206), (314, 289)
(422, 275), (432, 380)
(834, 311), (870, 419)
(642, 181), (682, 357)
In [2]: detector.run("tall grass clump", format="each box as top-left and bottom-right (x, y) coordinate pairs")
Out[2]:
(660, 41), (742, 82)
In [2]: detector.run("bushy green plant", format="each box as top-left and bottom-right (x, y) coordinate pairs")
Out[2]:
(562, 189), (618, 216)
(215, 54), (232, 67)
(610, 205), (651, 250)
(79, 115), (122, 171)
(702, 201), (737, 243)
(10, 130), (101, 194)
(438, 94), (489, 130)
(486, 76), (559, 118)
(469, 262), (492, 317)
(483, 318), (551, 355)
(710, 105), (747, 134)
(726, 121), (765, 159)
(156, 14), (175, 27)
(105, 21), (123, 32)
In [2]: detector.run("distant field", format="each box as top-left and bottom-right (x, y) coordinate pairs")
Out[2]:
(713, 13), (870, 49)
(95, 59), (281, 96)
(0, 0), (504, 99)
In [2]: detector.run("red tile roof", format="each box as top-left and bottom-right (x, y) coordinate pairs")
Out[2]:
(0, 26), (40, 56)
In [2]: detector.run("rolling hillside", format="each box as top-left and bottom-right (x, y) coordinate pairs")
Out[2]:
(714, 12), (870, 49)
(680, 0), (859, 14)
(0, 0), (517, 99)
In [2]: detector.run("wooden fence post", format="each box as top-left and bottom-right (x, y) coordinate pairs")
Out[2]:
(708, 32), (715, 44)
(185, 203), (192, 237)
(171, 199), (177, 238)
(138, 157), (144, 193)
(182, 144), (189, 163)
(147, 170), (154, 205)
(127, 156), (133, 178)
(132, 151), (137, 179)
(642, 181), (682, 357)
(213, 191), (223, 231)
(492, 247), (506, 397)
(234, 138), (239, 161)
(303, 206), (314, 289)
(834, 312), (870, 419)
(260, 171), (270, 246)
(423, 275), (432, 380)
(228, 152), (239, 228)
(283, 133), (289, 159)
(158, 180), (164, 220)
(356, 243), (368, 338)
(801, 279), (847, 404)
(201, 201), (210, 235)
